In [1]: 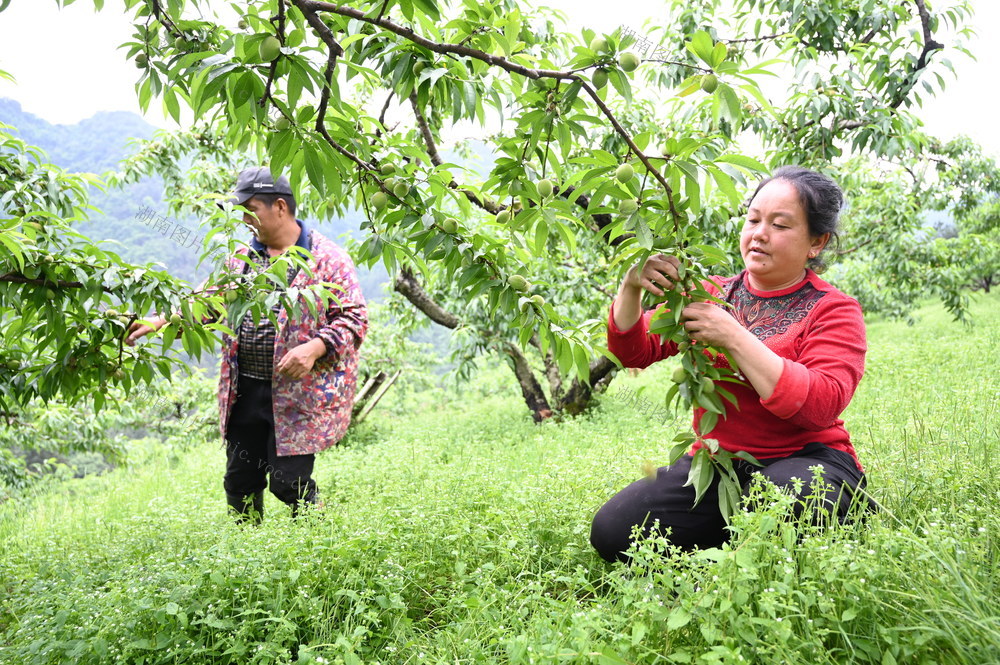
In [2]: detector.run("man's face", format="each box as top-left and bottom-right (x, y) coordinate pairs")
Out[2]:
(240, 197), (278, 238)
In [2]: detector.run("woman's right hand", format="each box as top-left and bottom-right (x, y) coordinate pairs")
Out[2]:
(625, 254), (682, 296)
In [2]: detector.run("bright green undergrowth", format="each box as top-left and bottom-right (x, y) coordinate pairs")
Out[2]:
(1, 292), (998, 664)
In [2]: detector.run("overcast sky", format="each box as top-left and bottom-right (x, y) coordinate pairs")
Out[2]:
(0, 0), (996, 156)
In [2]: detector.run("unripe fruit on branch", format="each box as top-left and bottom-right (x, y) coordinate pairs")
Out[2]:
(618, 52), (640, 72)
(496, 210), (511, 225)
(238, 19), (249, 30)
(45, 288), (56, 299)
(672, 367), (686, 383)
(226, 290), (238, 303)
(530, 294), (545, 307)
(592, 68), (608, 89)
(135, 53), (148, 67)
(678, 340), (690, 352)
(371, 192), (388, 211)
(589, 36), (608, 52)
(258, 35), (281, 62)
(507, 274), (529, 292)
(380, 162), (395, 176)
(6, 360), (19, 371)
(393, 181), (410, 199)
(700, 73), (718, 93)
(274, 115), (291, 130)
(615, 163), (634, 183)
(536, 178), (554, 198)
(618, 198), (638, 215)
(169, 313), (182, 325)
(701, 377), (715, 393)
(440, 217), (458, 234)
(413, 61), (427, 75)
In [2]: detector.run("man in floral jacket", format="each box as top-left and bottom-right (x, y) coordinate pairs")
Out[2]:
(127, 167), (367, 522)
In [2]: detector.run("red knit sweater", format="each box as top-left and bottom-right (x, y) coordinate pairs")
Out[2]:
(607, 270), (867, 470)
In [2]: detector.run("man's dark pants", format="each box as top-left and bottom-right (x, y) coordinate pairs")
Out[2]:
(224, 375), (317, 519)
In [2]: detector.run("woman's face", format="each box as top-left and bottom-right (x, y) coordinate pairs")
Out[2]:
(739, 179), (829, 291)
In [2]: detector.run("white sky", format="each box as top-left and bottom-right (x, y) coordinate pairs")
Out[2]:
(0, 0), (997, 157)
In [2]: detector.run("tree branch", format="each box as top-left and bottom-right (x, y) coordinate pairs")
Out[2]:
(303, 0), (681, 224)
(392, 265), (462, 329)
(504, 341), (552, 420)
(409, 91), (502, 214)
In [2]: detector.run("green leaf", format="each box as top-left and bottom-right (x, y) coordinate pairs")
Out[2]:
(684, 448), (715, 507)
(687, 31), (715, 65)
(715, 154), (768, 173)
(667, 607), (692, 630)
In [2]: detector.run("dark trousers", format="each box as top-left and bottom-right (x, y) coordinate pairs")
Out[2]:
(590, 442), (869, 562)
(224, 375), (317, 507)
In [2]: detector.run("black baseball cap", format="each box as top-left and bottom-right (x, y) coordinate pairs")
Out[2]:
(224, 166), (294, 206)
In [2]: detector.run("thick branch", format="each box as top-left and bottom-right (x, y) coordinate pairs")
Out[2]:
(0, 273), (84, 289)
(293, 0), (344, 129)
(392, 265), (462, 329)
(302, 1), (577, 80)
(409, 92), (445, 167)
(530, 333), (563, 401)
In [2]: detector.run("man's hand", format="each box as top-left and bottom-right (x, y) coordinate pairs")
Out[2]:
(276, 339), (327, 379)
(125, 316), (166, 346)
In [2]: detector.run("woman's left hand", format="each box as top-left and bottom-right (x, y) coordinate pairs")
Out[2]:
(680, 302), (745, 350)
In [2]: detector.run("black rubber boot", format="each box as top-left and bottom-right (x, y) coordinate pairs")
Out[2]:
(290, 488), (320, 519)
(227, 491), (264, 524)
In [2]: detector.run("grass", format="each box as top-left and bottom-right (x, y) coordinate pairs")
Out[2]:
(0, 291), (998, 664)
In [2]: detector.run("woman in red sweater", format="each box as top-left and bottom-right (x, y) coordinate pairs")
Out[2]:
(591, 166), (870, 562)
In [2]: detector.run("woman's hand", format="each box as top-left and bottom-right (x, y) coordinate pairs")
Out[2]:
(625, 254), (682, 296)
(680, 302), (744, 350)
(681, 301), (785, 399)
(613, 254), (687, 332)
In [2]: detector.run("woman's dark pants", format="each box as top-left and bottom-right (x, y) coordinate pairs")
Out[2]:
(590, 442), (870, 562)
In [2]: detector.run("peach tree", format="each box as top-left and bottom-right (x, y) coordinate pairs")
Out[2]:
(1, 0), (977, 517)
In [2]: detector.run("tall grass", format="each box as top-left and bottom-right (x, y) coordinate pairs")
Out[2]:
(1, 292), (997, 664)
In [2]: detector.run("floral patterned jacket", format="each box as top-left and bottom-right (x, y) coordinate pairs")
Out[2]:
(217, 225), (368, 456)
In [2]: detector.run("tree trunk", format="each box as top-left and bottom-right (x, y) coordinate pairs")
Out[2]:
(392, 264), (606, 422)
(504, 343), (553, 421)
(557, 356), (619, 416)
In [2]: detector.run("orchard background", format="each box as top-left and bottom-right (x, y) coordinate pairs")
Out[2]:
(0, 0), (998, 663)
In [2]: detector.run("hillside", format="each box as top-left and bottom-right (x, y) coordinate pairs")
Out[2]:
(0, 291), (997, 664)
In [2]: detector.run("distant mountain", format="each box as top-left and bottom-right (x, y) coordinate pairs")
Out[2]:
(0, 98), (157, 173)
